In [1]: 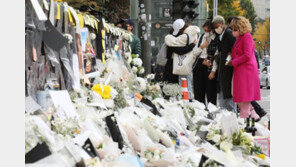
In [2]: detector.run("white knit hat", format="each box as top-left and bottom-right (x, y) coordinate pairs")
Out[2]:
(172, 19), (185, 36)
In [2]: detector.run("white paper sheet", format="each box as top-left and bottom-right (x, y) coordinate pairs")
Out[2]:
(26, 96), (42, 114)
(49, 0), (55, 24)
(30, 0), (48, 21)
(43, 0), (49, 10)
(72, 54), (81, 89)
(49, 90), (78, 119)
(220, 114), (239, 137)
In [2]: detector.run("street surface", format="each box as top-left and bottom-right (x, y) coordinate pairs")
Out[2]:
(258, 88), (270, 125)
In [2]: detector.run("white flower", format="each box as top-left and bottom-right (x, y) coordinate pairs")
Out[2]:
(154, 149), (160, 155)
(220, 141), (233, 152)
(145, 152), (153, 160)
(153, 154), (161, 161)
(63, 34), (73, 44)
(136, 77), (147, 92)
(147, 74), (155, 80)
(132, 66), (138, 73)
(133, 58), (143, 67)
(241, 132), (254, 144)
(139, 67), (145, 74)
(212, 134), (221, 143)
(90, 33), (96, 40)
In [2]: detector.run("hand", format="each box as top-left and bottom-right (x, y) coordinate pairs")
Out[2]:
(201, 40), (209, 49)
(202, 59), (211, 67)
(227, 60), (233, 66)
(193, 39), (198, 45)
(208, 71), (215, 80)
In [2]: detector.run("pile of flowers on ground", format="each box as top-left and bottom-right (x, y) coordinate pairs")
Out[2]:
(25, 53), (270, 167)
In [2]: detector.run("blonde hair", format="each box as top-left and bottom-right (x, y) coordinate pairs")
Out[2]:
(230, 16), (252, 35)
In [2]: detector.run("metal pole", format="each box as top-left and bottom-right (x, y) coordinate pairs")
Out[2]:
(213, 0), (218, 17)
(138, 0), (151, 75)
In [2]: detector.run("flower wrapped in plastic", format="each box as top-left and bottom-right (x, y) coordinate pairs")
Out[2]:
(91, 84), (112, 99)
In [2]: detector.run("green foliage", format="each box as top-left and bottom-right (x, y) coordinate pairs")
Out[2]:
(65, 0), (130, 23)
(206, 0), (244, 22)
(240, 0), (257, 32)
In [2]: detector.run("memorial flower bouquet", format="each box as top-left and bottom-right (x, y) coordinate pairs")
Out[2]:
(144, 149), (163, 162)
(129, 54), (145, 75)
(231, 130), (254, 155)
(206, 124), (223, 145)
(51, 117), (81, 138)
(161, 83), (182, 99)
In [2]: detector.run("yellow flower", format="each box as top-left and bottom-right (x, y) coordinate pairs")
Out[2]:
(256, 154), (265, 160)
(92, 84), (112, 99)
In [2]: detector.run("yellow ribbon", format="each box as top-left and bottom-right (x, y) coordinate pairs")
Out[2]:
(68, 9), (75, 25)
(102, 53), (105, 63)
(77, 13), (84, 28)
(56, 4), (60, 20)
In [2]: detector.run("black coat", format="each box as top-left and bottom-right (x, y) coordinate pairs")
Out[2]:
(163, 43), (196, 84)
(216, 27), (236, 99)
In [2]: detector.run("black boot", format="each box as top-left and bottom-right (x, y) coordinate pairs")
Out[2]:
(251, 101), (267, 118)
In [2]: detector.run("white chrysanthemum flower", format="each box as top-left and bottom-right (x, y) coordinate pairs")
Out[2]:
(154, 149), (160, 155)
(147, 74), (155, 80)
(220, 141), (233, 152)
(212, 134), (221, 143)
(139, 67), (145, 74)
(132, 66), (138, 73)
(241, 132), (254, 142)
(136, 77), (147, 92)
(90, 33), (96, 40)
(132, 58), (143, 67)
(146, 152), (153, 160)
(153, 154), (161, 161)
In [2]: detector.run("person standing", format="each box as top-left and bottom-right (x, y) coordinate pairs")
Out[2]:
(124, 19), (141, 55)
(163, 24), (197, 84)
(228, 16), (261, 119)
(212, 15), (237, 112)
(164, 19), (200, 100)
(192, 19), (218, 105)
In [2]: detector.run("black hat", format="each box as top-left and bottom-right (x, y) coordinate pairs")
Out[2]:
(124, 19), (134, 26)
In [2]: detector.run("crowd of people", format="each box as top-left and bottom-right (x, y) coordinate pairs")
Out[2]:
(115, 15), (267, 122)
(155, 15), (267, 121)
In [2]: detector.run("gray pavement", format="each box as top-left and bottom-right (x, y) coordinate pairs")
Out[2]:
(258, 88), (270, 125)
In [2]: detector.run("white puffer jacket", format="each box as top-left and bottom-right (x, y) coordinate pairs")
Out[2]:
(165, 25), (200, 47)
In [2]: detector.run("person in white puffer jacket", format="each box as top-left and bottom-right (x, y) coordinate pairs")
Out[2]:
(165, 19), (200, 101)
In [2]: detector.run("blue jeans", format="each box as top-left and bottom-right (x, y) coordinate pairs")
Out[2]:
(218, 88), (237, 113)
(179, 73), (193, 100)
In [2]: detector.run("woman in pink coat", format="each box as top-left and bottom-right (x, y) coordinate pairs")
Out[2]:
(228, 16), (261, 120)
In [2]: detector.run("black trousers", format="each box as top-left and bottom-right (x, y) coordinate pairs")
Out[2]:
(193, 58), (217, 105)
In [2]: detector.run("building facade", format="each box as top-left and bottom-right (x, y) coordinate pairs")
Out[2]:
(251, 0), (270, 20)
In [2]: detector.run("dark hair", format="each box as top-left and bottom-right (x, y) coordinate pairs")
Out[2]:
(178, 23), (190, 36)
(169, 28), (174, 35)
(227, 16), (235, 25)
(203, 19), (213, 29)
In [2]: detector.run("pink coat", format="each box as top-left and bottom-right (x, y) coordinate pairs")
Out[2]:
(231, 33), (261, 102)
